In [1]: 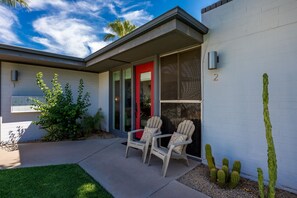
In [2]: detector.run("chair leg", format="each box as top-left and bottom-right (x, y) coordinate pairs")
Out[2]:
(162, 157), (170, 177)
(125, 146), (130, 158)
(185, 156), (189, 166)
(142, 147), (147, 163)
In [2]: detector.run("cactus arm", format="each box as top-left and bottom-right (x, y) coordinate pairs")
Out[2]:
(257, 168), (265, 198)
(263, 73), (277, 198)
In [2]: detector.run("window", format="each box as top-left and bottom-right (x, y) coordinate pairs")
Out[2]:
(111, 68), (132, 132)
(123, 68), (132, 131)
(160, 47), (202, 157)
(112, 71), (121, 130)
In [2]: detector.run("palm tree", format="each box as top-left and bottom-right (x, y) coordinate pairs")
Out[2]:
(104, 19), (137, 41)
(0, 0), (28, 8)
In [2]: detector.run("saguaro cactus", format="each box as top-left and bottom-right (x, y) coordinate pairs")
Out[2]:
(257, 73), (278, 198)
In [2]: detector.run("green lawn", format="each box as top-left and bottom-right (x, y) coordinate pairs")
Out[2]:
(0, 164), (112, 198)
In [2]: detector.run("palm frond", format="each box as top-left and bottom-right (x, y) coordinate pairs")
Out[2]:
(103, 33), (116, 42)
(103, 19), (137, 41)
(0, 0), (28, 8)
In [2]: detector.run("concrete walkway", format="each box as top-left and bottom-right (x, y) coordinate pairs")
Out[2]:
(0, 138), (208, 198)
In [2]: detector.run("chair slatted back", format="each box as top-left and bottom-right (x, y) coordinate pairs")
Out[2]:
(176, 120), (195, 139)
(146, 116), (162, 130)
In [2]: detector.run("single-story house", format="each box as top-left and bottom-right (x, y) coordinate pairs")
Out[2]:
(0, 0), (296, 193)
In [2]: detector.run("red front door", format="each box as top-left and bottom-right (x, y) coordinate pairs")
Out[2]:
(135, 62), (154, 138)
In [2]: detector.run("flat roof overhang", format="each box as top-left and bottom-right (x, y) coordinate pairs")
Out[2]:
(84, 7), (208, 72)
(0, 44), (85, 70)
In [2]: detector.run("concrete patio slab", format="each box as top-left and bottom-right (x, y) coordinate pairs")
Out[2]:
(79, 138), (200, 198)
(0, 138), (206, 198)
(149, 180), (209, 198)
(0, 138), (120, 169)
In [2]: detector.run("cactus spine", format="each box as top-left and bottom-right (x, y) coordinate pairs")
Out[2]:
(257, 73), (278, 198)
(205, 144), (216, 170)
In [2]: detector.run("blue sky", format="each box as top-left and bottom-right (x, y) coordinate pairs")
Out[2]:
(0, 0), (217, 58)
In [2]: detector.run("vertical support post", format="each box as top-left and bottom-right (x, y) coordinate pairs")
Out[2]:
(154, 55), (160, 116)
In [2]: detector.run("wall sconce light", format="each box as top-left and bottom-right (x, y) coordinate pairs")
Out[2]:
(11, 70), (18, 81)
(208, 51), (219, 70)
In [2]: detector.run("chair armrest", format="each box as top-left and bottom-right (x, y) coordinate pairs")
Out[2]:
(152, 132), (161, 137)
(170, 139), (192, 149)
(151, 134), (172, 148)
(153, 134), (172, 140)
(127, 129), (144, 134)
(127, 129), (143, 141)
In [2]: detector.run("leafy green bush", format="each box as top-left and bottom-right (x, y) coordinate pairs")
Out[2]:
(81, 109), (104, 135)
(31, 72), (90, 141)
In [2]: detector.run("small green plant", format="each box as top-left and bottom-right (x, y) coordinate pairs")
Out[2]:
(217, 170), (226, 188)
(81, 109), (104, 135)
(210, 168), (217, 182)
(205, 144), (241, 189)
(222, 165), (229, 182)
(229, 171), (240, 189)
(216, 160), (241, 189)
(31, 72), (90, 141)
(232, 160), (241, 174)
(257, 73), (277, 198)
(223, 158), (229, 167)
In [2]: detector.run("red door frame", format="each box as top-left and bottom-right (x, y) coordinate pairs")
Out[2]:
(135, 62), (154, 138)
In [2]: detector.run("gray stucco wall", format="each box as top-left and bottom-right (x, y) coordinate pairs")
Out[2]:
(201, 0), (297, 192)
(1, 62), (99, 142)
(98, 71), (109, 132)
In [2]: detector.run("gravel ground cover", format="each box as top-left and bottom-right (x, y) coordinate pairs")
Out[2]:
(178, 164), (297, 198)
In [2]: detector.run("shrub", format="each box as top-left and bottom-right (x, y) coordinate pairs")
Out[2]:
(31, 72), (90, 141)
(81, 109), (104, 135)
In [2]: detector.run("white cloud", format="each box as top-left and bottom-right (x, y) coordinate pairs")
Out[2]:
(32, 15), (108, 57)
(88, 41), (110, 53)
(29, 0), (154, 57)
(121, 1), (152, 13)
(0, 5), (21, 44)
(121, 10), (153, 26)
(107, 3), (119, 17)
(28, 0), (68, 10)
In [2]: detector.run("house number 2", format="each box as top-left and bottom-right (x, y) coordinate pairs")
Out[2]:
(213, 74), (219, 81)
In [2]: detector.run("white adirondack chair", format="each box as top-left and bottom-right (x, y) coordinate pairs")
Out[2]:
(125, 116), (162, 163)
(148, 120), (195, 177)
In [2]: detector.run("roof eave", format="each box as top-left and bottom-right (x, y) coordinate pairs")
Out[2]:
(84, 6), (208, 62)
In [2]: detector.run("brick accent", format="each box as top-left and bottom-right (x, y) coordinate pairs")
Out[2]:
(201, 0), (232, 14)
